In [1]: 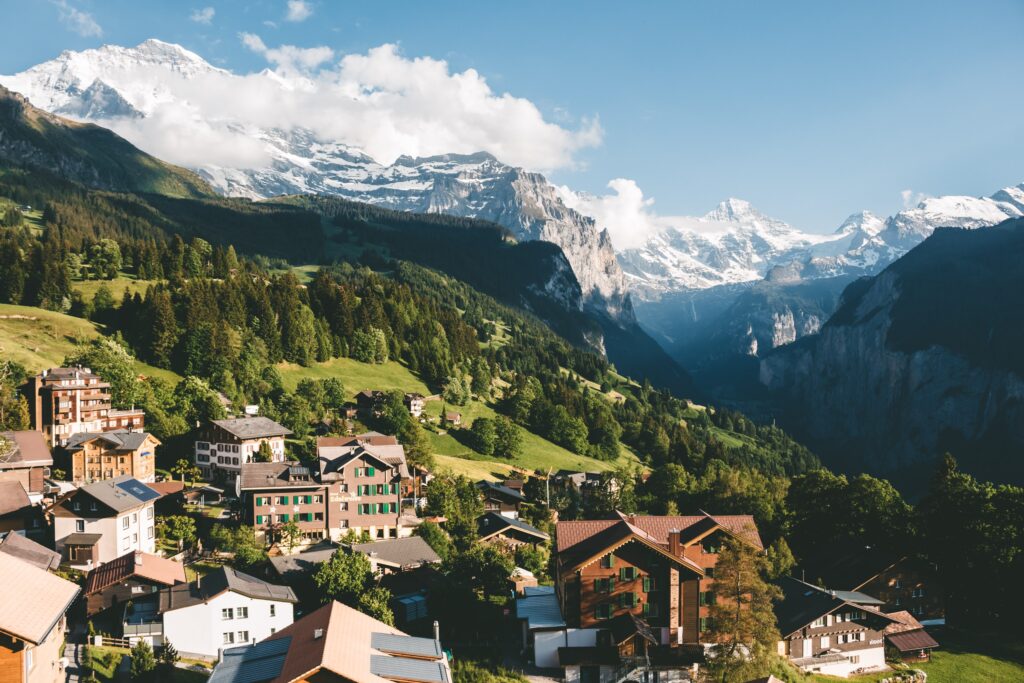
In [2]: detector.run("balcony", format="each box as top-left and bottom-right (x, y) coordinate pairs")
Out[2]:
(122, 598), (162, 637)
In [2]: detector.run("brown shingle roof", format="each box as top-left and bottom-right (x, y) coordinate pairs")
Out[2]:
(84, 551), (186, 595)
(0, 480), (30, 516)
(0, 553), (80, 644)
(887, 628), (939, 652)
(0, 430), (53, 469)
(0, 532), (61, 571)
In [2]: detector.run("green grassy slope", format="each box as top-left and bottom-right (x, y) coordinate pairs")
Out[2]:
(276, 356), (642, 481)
(0, 303), (181, 383)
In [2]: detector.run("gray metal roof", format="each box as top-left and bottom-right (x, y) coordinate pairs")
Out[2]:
(78, 475), (160, 512)
(477, 512), (550, 541)
(268, 545), (338, 580)
(238, 463), (318, 490)
(370, 654), (450, 683)
(523, 585), (555, 597)
(208, 636), (291, 683)
(213, 417), (292, 440)
(350, 536), (441, 569)
(371, 632), (442, 659)
(516, 591), (566, 630)
(65, 430), (154, 452)
(160, 566), (297, 612)
(63, 532), (103, 545)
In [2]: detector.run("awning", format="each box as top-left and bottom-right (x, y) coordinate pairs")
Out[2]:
(64, 533), (102, 546)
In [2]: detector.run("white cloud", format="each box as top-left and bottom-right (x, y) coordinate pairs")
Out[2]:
(561, 178), (664, 250)
(190, 7), (215, 25)
(900, 189), (929, 209)
(53, 0), (102, 37)
(38, 40), (602, 174)
(240, 33), (334, 72)
(285, 0), (313, 22)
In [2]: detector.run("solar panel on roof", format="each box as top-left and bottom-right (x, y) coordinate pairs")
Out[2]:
(370, 655), (449, 683)
(115, 479), (160, 502)
(371, 632), (442, 658)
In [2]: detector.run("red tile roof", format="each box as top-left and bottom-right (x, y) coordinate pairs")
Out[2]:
(84, 551), (186, 594)
(557, 513), (762, 553)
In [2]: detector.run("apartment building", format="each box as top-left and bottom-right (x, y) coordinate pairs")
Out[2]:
(239, 463), (327, 544)
(49, 475), (159, 568)
(27, 367), (145, 447)
(194, 417), (292, 483)
(64, 430), (161, 484)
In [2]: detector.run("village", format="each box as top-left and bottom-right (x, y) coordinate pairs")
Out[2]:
(0, 365), (945, 683)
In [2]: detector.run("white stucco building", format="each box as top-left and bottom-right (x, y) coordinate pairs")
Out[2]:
(156, 566), (297, 658)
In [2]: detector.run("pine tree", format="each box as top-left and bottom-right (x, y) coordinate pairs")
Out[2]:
(704, 533), (783, 683)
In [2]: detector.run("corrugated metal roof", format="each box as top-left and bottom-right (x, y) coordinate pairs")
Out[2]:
(370, 654), (450, 683)
(370, 632), (442, 658)
(516, 591), (566, 630)
(887, 629), (940, 652)
(523, 585), (555, 597)
(208, 636), (291, 683)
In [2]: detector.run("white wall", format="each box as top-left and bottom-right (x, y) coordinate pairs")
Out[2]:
(162, 591), (294, 658)
(55, 503), (155, 566)
(798, 646), (886, 679)
(532, 628), (598, 669)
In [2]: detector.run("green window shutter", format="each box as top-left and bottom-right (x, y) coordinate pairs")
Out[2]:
(391, 483), (398, 494)
(256, 515), (263, 524)
(619, 568), (625, 581)
(281, 514), (289, 522)
(643, 602), (650, 616)
(608, 554), (615, 568)
(368, 467), (375, 476)
(643, 577), (651, 593)
(304, 495), (311, 504)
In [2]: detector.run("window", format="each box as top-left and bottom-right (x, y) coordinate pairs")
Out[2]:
(619, 592), (637, 608)
(222, 608), (234, 620)
(600, 554), (615, 569)
(121, 537), (130, 551)
(377, 484), (385, 495)
(367, 467), (375, 476)
(699, 617), (712, 632)
(643, 576), (657, 592)
(255, 497), (264, 506)
(222, 632), (235, 644)
(236, 607), (248, 618)
(132, 513), (138, 524)
(619, 567), (637, 581)
(276, 496), (288, 505)
(122, 517), (130, 529)
(595, 577), (615, 593)
(912, 588), (925, 598)
(256, 515), (264, 525)
(643, 602), (660, 618)
(704, 567), (715, 579)
(390, 483), (398, 494)
(699, 591), (716, 606)
(355, 467), (363, 477)
(270, 628), (276, 635)
(811, 616), (827, 628)
(146, 507), (154, 520)
(821, 636), (830, 649)
(73, 501), (81, 511)
(76, 520), (85, 532)
(132, 533), (138, 544)
(90, 501), (97, 511)
(313, 495), (323, 504)
(270, 605), (276, 617)
(594, 604), (613, 620)
(237, 631), (249, 642)
(893, 579), (903, 589)
(147, 527), (154, 539)
(377, 503), (385, 514)
(280, 514), (289, 522)
(849, 656), (860, 665)
(304, 495), (313, 504)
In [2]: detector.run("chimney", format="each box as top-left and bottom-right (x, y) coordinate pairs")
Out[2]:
(668, 529), (681, 557)
(313, 628), (325, 640)
(433, 620), (440, 642)
(134, 550), (143, 565)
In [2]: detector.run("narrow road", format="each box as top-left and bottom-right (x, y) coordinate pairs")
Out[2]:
(64, 642), (85, 683)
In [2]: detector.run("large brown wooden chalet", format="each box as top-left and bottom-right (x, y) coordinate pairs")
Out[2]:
(555, 512), (763, 662)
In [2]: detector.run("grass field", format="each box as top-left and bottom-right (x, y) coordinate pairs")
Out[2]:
(72, 274), (160, 303)
(275, 356), (642, 480)
(805, 629), (1024, 683)
(0, 303), (181, 383)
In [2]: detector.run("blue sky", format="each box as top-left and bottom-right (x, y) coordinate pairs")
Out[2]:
(2, 0), (1023, 233)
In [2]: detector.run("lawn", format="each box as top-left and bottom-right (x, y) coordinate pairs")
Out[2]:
(276, 357), (431, 395)
(86, 645), (210, 682)
(71, 273), (160, 303)
(805, 629), (1024, 683)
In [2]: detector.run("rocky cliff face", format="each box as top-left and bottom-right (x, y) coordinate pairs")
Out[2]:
(759, 219), (1024, 484)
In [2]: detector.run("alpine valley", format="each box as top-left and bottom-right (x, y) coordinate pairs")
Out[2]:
(3, 39), (1024, 485)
